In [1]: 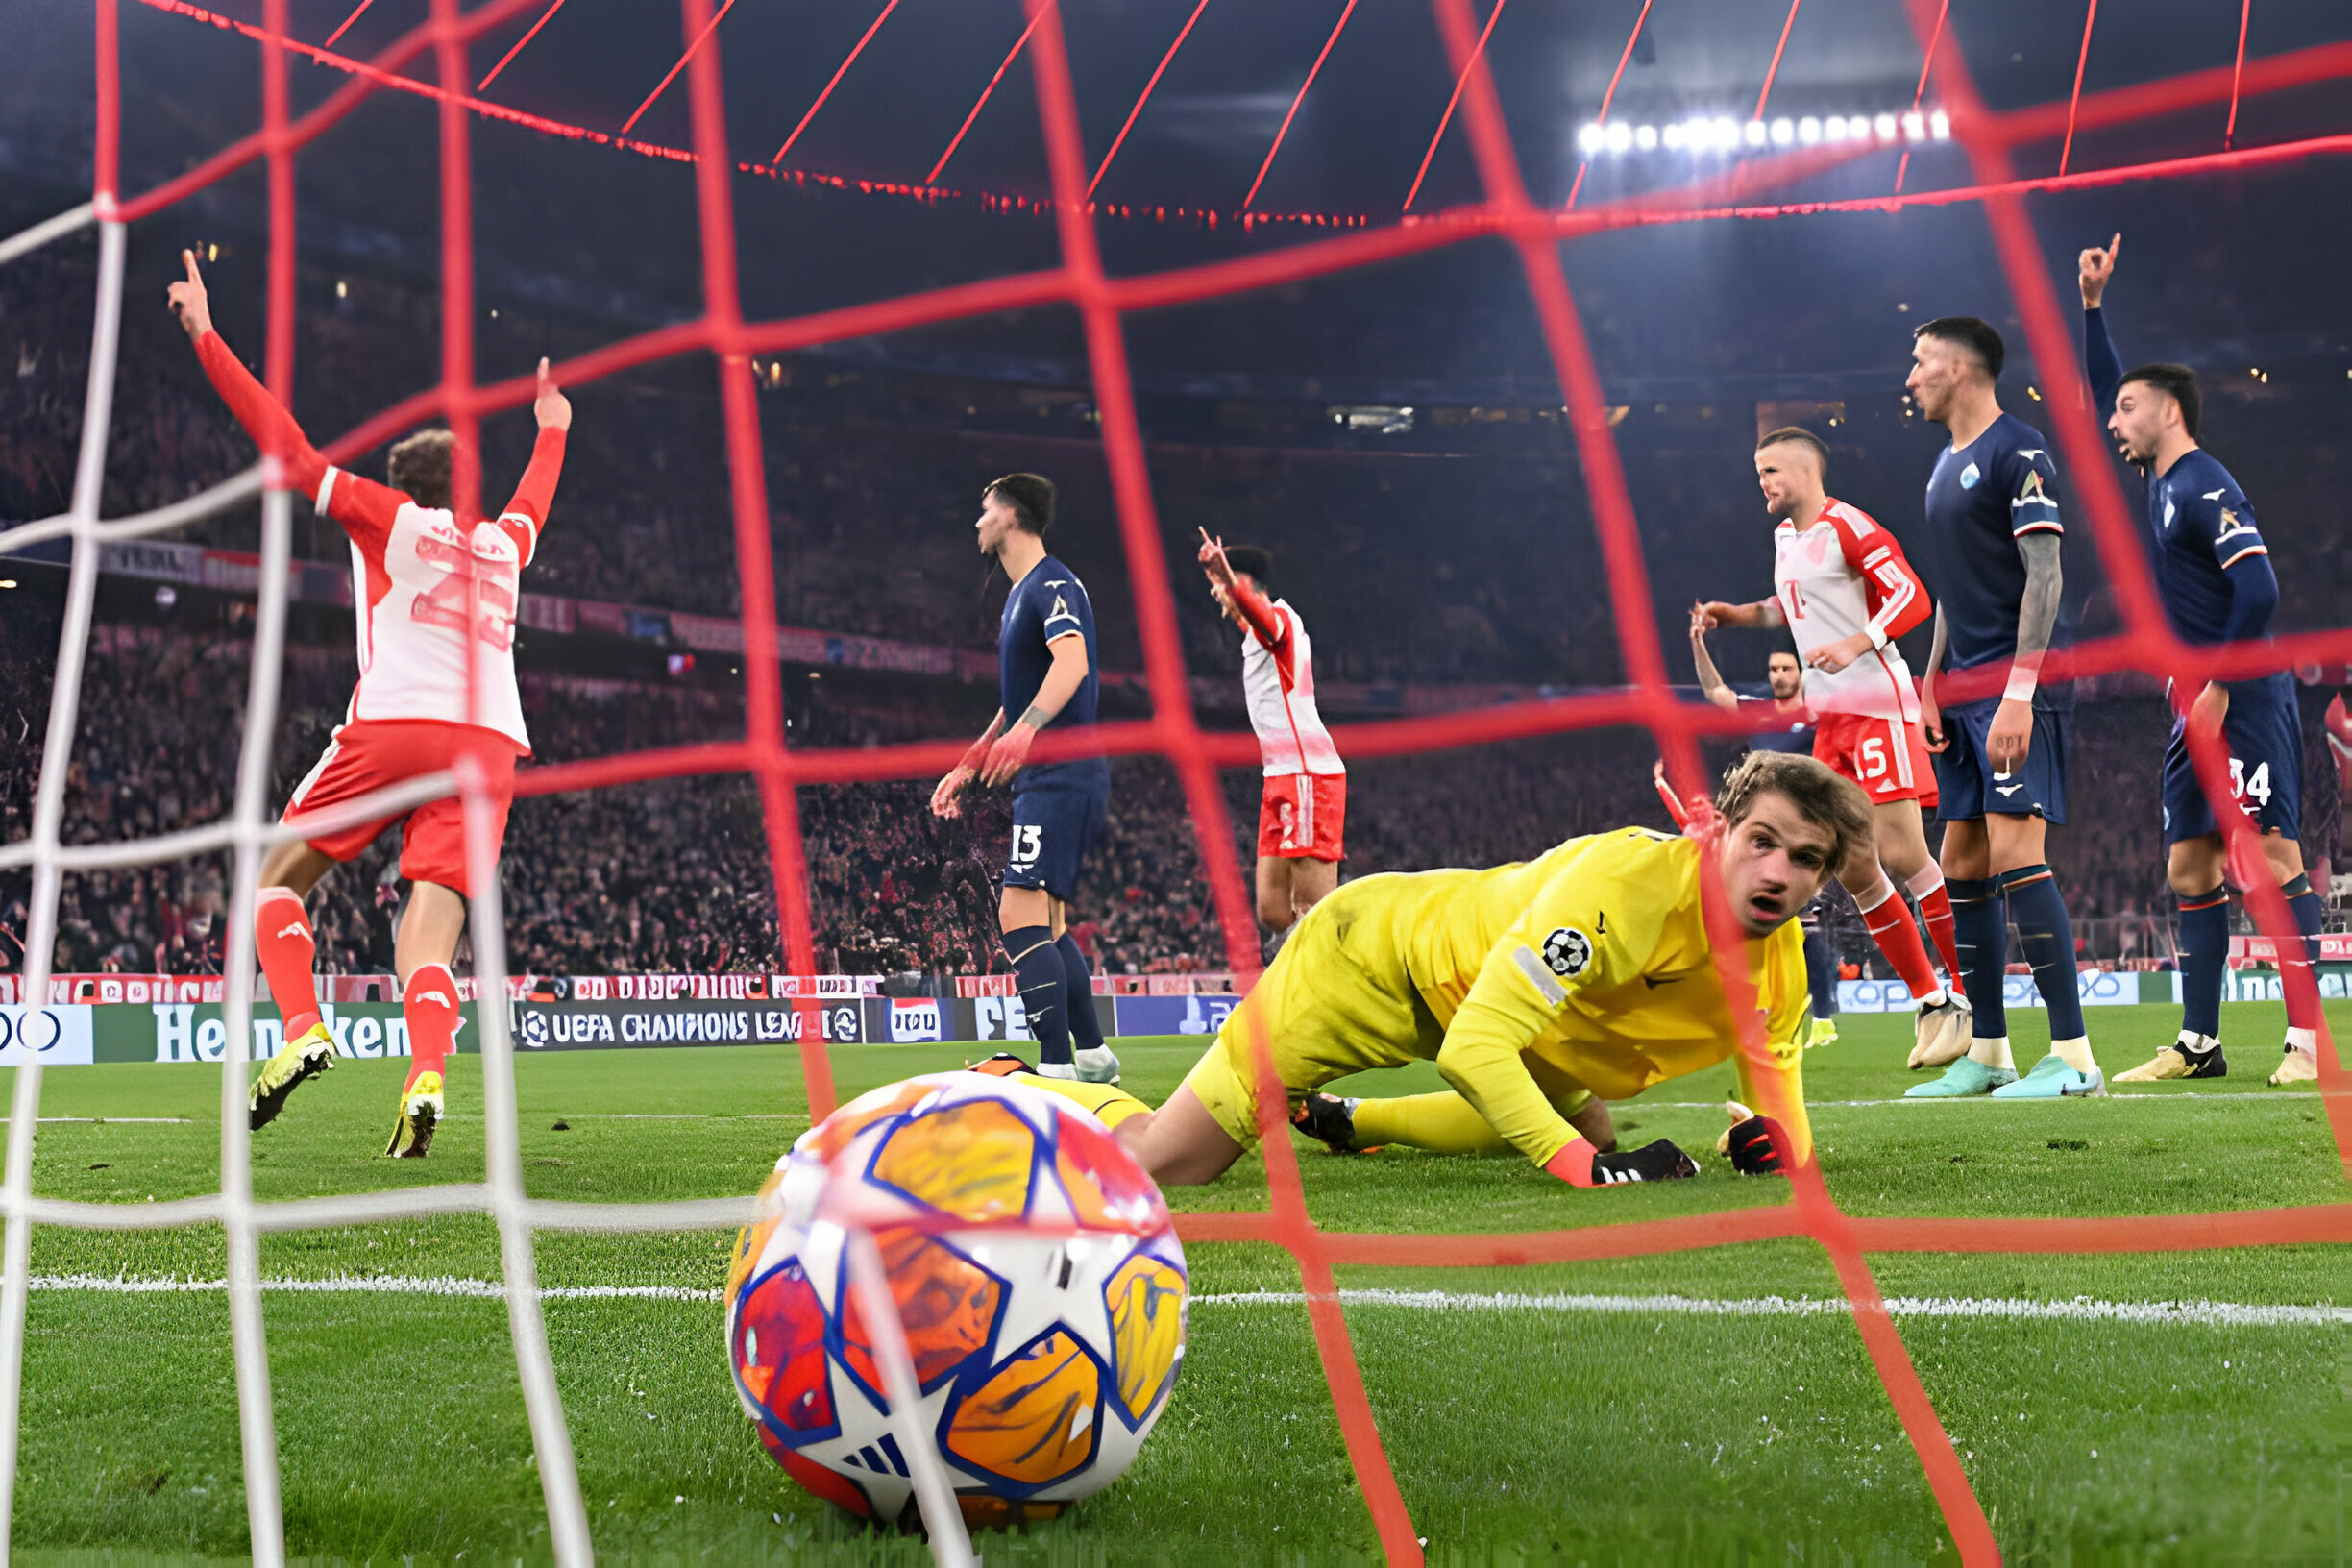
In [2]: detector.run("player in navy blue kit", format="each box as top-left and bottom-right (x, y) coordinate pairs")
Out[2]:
(2078, 236), (2320, 1087)
(1905, 316), (2105, 1100)
(929, 474), (1119, 1084)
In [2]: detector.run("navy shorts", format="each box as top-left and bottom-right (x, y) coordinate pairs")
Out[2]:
(1004, 772), (1109, 902)
(2162, 674), (2303, 845)
(1931, 696), (2070, 824)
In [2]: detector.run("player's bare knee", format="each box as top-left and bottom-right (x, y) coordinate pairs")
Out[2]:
(2168, 838), (2224, 897)
(1258, 894), (1297, 932)
(2260, 831), (2303, 883)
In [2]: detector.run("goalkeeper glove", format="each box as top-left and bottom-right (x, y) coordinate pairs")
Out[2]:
(1714, 1099), (1789, 1175)
(1544, 1136), (1699, 1187)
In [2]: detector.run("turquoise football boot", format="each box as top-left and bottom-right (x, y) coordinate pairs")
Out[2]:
(1903, 1056), (2017, 1097)
(1989, 1054), (2106, 1098)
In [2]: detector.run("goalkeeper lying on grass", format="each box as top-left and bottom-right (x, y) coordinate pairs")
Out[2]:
(987, 750), (1871, 1188)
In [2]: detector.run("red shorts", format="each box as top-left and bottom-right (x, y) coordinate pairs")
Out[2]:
(1811, 711), (1938, 807)
(1258, 772), (1346, 861)
(284, 721), (520, 896)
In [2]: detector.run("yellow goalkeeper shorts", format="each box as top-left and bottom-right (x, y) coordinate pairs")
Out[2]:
(1178, 887), (1438, 1147)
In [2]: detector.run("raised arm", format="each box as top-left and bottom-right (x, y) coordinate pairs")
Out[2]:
(2079, 233), (2123, 418)
(1688, 607), (1742, 714)
(169, 249), (402, 550)
(168, 250), (327, 496)
(492, 358), (571, 565)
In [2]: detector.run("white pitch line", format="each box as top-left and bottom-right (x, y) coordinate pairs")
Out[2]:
(25, 1274), (722, 1303)
(1189, 1288), (2352, 1329)
(36, 1117), (191, 1124)
(20, 1276), (2345, 1327)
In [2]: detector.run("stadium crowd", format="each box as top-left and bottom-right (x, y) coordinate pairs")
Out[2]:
(8, 612), (2337, 985)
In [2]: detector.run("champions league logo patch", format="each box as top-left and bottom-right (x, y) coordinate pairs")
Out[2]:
(1542, 927), (1594, 978)
(1958, 462), (1981, 490)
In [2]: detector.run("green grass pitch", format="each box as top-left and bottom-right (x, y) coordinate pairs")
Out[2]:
(3, 998), (2345, 1566)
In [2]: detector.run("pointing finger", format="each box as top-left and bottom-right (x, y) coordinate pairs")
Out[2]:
(537, 355), (552, 390)
(182, 248), (201, 283)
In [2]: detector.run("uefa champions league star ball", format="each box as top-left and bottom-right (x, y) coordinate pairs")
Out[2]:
(724, 1072), (1188, 1529)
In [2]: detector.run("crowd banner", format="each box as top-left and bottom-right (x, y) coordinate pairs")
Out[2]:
(86, 1002), (483, 1064)
(1835, 965), (2351, 1015)
(2231, 933), (2352, 964)
(512, 997), (867, 1051)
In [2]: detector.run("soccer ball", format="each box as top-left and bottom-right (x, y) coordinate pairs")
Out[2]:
(724, 1071), (1188, 1528)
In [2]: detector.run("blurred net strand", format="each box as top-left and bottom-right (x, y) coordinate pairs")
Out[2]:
(1753, 0), (1805, 121)
(475, 0), (568, 93)
(0, 464), (266, 554)
(1240, 0), (1360, 212)
(2225, 0), (2253, 147)
(0, 211), (125, 1568)
(771, 0), (901, 167)
(1890, 0), (1948, 193)
(1400, 0), (1507, 215)
(925, 0), (1055, 188)
(0, 3), (2344, 1565)
(1085, 0), (1210, 202)
(1904, 0), (2345, 1161)
(2057, 0), (2101, 177)
(618, 0), (736, 137)
(113, 0), (2352, 231)
(1433, 0), (1989, 1552)
(1020, 1), (1425, 1553)
(1561, 0), (1654, 209)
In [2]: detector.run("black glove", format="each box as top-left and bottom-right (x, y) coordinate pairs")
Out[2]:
(1724, 1115), (1788, 1175)
(1590, 1138), (1699, 1184)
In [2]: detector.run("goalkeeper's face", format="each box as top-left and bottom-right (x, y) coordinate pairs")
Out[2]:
(1715, 791), (1836, 937)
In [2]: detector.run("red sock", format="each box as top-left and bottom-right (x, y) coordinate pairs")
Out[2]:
(256, 888), (320, 1041)
(403, 963), (460, 1091)
(1856, 877), (1943, 999)
(1907, 865), (1961, 983)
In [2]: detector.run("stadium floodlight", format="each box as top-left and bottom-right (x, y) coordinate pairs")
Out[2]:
(1930, 110), (1951, 138)
(1710, 116), (1740, 150)
(1745, 119), (1768, 147)
(1662, 123), (1685, 150)
(1875, 113), (1899, 141)
(1634, 123), (1658, 150)
(1798, 116), (1822, 144)
(1577, 122), (1605, 153)
(1903, 110), (1927, 141)
(1770, 117), (1795, 145)
(1825, 115), (1850, 142)
(1605, 121), (1633, 153)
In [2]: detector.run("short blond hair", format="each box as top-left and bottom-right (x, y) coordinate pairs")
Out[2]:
(1715, 751), (1873, 870)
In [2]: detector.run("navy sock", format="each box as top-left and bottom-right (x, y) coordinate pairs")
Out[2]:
(1946, 877), (2009, 1039)
(1055, 931), (1105, 1053)
(1004, 925), (1070, 1065)
(2000, 864), (2086, 1041)
(2174, 885), (2229, 1040)
(1801, 924), (1837, 1017)
(2282, 873), (2323, 1028)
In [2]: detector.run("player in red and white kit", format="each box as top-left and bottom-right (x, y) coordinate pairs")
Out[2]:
(1196, 535), (1345, 934)
(1697, 427), (1971, 1067)
(170, 251), (569, 1156)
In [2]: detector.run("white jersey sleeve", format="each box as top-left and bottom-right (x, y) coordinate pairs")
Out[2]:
(1241, 598), (1344, 776)
(1771, 502), (1921, 723)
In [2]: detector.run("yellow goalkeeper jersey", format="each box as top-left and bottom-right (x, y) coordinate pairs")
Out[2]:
(1356, 825), (1812, 1165)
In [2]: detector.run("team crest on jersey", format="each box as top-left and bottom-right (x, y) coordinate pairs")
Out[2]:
(1541, 927), (1593, 978)
(1958, 463), (1980, 489)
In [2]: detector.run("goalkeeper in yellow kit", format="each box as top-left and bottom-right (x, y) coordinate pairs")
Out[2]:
(992, 751), (1873, 1188)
